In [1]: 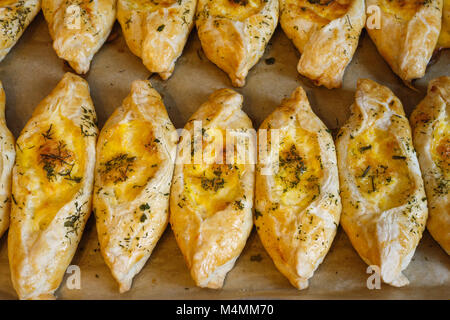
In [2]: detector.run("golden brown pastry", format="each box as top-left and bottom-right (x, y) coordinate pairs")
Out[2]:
(366, 0), (443, 82)
(280, 0), (365, 89)
(196, 0), (278, 87)
(117, 0), (197, 80)
(42, 0), (117, 74)
(437, 0), (450, 49)
(0, 81), (15, 238)
(170, 88), (255, 288)
(8, 73), (98, 299)
(0, 0), (40, 62)
(410, 76), (449, 254)
(336, 79), (428, 287)
(255, 87), (341, 289)
(94, 80), (178, 292)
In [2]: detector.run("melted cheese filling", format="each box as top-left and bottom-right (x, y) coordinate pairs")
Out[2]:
(121, 0), (177, 11)
(285, 0), (351, 25)
(16, 117), (85, 231)
(183, 128), (243, 218)
(0, 0), (22, 7)
(98, 120), (160, 204)
(348, 127), (415, 211)
(380, 0), (424, 21)
(438, 0), (450, 48)
(275, 128), (323, 212)
(431, 119), (450, 180)
(209, 0), (265, 21)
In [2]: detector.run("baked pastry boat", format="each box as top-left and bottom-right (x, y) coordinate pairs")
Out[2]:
(255, 87), (341, 289)
(117, 0), (197, 80)
(280, 0), (365, 89)
(8, 73), (98, 299)
(410, 76), (449, 254)
(437, 0), (450, 49)
(196, 0), (278, 87)
(336, 79), (428, 287)
(42, 0), (117, 74)
(170, 88), (255, 288)
(0, 81), (15, 239)
(365, 0), (443, 82)
(0, 0), (40, 62)
(94, 80), (178, 292)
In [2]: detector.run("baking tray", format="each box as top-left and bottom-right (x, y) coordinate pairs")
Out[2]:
(0, 13), (448, 300)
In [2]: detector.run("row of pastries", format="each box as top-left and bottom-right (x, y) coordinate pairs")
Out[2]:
(0, 0), (449, 87)
(0, 72), (447, 299)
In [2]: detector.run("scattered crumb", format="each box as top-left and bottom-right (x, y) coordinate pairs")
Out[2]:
(250, 254), (263, 262)
(265, 57), (275, 65)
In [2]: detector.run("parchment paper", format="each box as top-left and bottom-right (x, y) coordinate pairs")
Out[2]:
(0, 13), (448, 300)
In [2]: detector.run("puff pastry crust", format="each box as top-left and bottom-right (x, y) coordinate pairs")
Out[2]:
(0, 81), (15, 238)
(336, 79), (427, 287)
(42, 0), (116, 74)
(94, 80), (178, 292)
(437, 0), (450, 49)
(117, 0), (197, 80)
(410, 76), (449, 254)
(0, 0), (40, 62)
(366, 0), (443, 82)
(280, 0), (365, 89)
(196, 0), (278, 87)
(8, 73), (98, 299)
(255, 87), (341, 289)
(170, 88), (255, 288)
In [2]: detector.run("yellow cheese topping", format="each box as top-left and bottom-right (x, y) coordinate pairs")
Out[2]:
(380, 0), (426, 22)
(284, 0), (351, 25)
(348, 126), (415, 211)
(438, 0), (450, 49)
(275, 128), (323, 213)
(431, 119), (450, 181)
(16, 118), (86, 231)
(121, 0), (177, 11)
(184, 162), (242, 216)
(209, 0), (266, 21)
(97, 120), (161, 204)
(182, 127), (244, 217)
